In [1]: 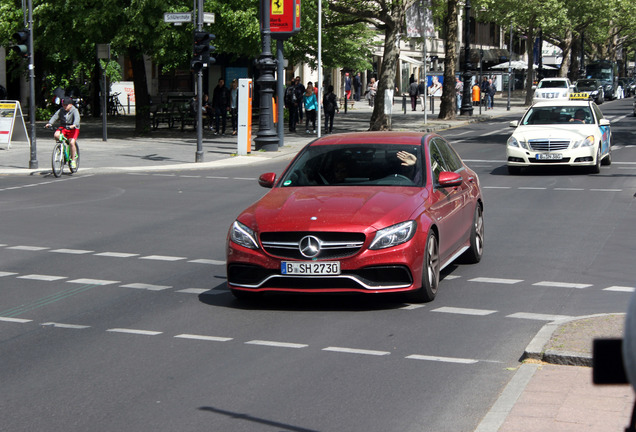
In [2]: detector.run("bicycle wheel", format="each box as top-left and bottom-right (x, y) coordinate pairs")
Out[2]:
(51, 142), (64, 177)
(69, 143), (80, 174)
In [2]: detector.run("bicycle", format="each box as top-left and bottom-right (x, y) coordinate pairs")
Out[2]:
(46, 126), (80, 177)
(108, 92), (126, 116)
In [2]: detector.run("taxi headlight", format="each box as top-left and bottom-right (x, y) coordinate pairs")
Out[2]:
(507, 136), (528, 150)
(370, 221), (416, 250)
(230, 221), (259, 249)
(573, 135), (595, 149)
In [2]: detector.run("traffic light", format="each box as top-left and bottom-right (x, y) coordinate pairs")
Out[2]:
(12, 29), (29, 58)
(192, 31), (216, 71)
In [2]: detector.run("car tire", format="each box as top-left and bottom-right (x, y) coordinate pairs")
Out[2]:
(407, 231), (439, 303)
(591, 146), (601, 174)
(461, 205), (484, 264)
(601, 146), (612, 166)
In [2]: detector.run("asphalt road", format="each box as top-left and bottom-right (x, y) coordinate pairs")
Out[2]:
(1, 98), (635, 431)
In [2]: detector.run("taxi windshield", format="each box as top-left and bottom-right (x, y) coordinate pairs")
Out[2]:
(521, 106), (593, 125)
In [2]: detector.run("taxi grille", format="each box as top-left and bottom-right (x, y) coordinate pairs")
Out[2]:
(528, 139), (570, 152)
(260, 232), (366, 260)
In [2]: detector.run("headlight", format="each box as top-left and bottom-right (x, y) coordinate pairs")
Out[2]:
(369, 221), (416, 250)
(572, 135), (595, 148)
(507, 136), (528, 150)
(230, 221), (259, 249)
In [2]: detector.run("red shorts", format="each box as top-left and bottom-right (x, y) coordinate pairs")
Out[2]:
(61, 127), (80, 141)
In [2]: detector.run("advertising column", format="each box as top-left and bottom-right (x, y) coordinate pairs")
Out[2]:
(237, 78), (253, 155)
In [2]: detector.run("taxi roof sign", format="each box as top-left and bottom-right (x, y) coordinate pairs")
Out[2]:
(569, 92), (591, 100)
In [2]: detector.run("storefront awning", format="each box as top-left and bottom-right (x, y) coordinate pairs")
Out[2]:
(399, 54), (424, 66)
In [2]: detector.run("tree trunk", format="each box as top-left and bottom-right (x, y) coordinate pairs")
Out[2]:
(128, 46), (151, 135)
(558, 29), (572, 79)
(524, 24), (536, 106)
(438, 0), (459, 119)
(369, 21), (401, 131)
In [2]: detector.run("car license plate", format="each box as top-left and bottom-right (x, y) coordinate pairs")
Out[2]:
(536, 153), (562, 160)
(281, 261), (341, 275)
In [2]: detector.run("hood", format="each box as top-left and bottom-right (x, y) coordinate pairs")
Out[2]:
(513, 124), (597, 142)
(239, 186), (425, 233)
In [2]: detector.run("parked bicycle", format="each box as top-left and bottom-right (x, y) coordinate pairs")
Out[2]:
(108, 92), (126, 116)
(46, 125), (80, 177)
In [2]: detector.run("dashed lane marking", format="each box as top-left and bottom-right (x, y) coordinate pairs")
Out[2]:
(176, 288), (211, 294)
(93, 252), (140, 258)
(67, 279), (120, 286)
(139, 255), (187, 262)
(507, 312), (573, 321)
(323, 347), (391, 356)
(604, 286), (636, 293)
(406, 354), (479, 364)
(17, 274), (67, 281)
(41, 322), (90, 329)
(188, 259), (225, 265)
(432, 307), (497, 316)
(533, 281), (592, 289)
(106, 328), (162, 336)
(469, 277), (523, 285)
(50, 249), (94, 255)
(400, 304), (426, 310)
(6, 245), (49, 251)
(174, 334), (233, 342)
(246, 340), (309, 349)
(0, 272), (17, 277)
(120, 283), (172, 291)
(0, 317), (32, 323)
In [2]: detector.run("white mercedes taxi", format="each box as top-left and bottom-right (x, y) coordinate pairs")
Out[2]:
(506, 96), (611, 174)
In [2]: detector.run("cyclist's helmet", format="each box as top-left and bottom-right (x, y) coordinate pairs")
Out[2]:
(61, 97), (74, 106)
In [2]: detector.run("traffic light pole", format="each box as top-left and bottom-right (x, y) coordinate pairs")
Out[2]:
(27, 0), (37, 169)
(195, 0), (204, 162)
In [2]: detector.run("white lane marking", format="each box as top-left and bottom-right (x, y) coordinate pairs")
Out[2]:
(188, 259), (225, 265)
(0, 244), (7, 247)
(432, 306), (497, 316)
(67, 278), (120, 285)
(49, 249), (94, 254)
(246, 340), (308, 349)
(153, 174), (176, 177)
(107, 328), (162, 336)
(322, 347), (390, 356)
(206, 176), (229, 179)
(507, 312), (573, 321)
(483, 186), (512, 189)
(179, 175), (201, 178)
(480, 128), (508, 137)
(0, 271), (19, 277)
(406, 354), (479, 364)
(533, 281), (592, 289)
(0, 317), (32, 323)
(604, 286), (636, 293)
(41, 322), (90, 329)
(518, 187), (547, 190)
(590, 188), (622, 192)
(443, 275), (462, 280)
(17, 274), (67, 281)
(554, 188), (585, 191)
(176, 288), (210, 294)
(469, 277), (523, 285)
(234, 177), (258, 181)
(121, 283), (172, 291)
(400, 304), (426, 310)
(139, 255), (186, 261)
(94, 252), (140, 258)
(175, 334), (233, 342)
(7, 245), (49, 251)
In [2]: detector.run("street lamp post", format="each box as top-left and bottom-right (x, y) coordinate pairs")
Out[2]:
(460, 0), (473, 116)
(254, 0), (279, 152)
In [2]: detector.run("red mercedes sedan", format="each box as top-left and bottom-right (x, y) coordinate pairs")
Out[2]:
(226, 131), (484, 302)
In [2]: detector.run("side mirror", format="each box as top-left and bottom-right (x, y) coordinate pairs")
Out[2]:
(437, 171), (463, 188)
(532, 85), (537, 90)
(509, 120), (519, 127)
(258, 172), (277, 188)
(599, 119), (610, 126)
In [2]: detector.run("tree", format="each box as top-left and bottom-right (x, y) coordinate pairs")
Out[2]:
(437, 0), (459, 119)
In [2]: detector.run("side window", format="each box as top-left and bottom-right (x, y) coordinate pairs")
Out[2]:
(432, 137), (463, 172)
(429, 141), (447, 184)
(592, 104), (603, 122)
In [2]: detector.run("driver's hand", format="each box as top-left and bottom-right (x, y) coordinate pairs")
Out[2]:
(45, 124), (51, 128)
(397, 151), (417, 167)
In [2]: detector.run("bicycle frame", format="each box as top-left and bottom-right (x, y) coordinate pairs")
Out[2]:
(50, 126), (80, 177)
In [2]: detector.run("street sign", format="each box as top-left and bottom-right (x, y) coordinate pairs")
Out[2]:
(203, 12), (215, 24)
(163, 12), (192, 24)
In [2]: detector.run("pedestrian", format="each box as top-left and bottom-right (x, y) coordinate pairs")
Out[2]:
(367, 77), (377, 107)
(303, 83), (318, 133)
(229, 79), (239, 135)
(487, 79), (496, 110)
(418, 79), (426, 111)
(409, 73), (415, 85)
(284, 78), (298, 132)
(455, 77), (464, 113)
(480, 76), (489, 108)
(344, 73), (352, 104)
(472, 83), (480, 106)
(201, 93), (213, 129)
(353, 72), (362, 101)
(408, 79), (419, 111)
(212, 78), (230, 135)
(323, 84), (339, 133)
(294, 76), (305, 123)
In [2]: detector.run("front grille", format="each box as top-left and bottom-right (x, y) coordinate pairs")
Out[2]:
(528, 139), (570, 152)
(260, 231), (366, 260)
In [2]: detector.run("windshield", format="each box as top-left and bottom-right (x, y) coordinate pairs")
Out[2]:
(586, 66), (612, 81)
(521, 106), (594, 125)
(537, 80), (568, 89)
(576, 80), (597, 91)
(279, 143), (424, 187)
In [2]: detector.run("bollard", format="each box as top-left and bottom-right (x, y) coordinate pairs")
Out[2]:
(402, 95), (407, 114)
(430, 95), (435, 114)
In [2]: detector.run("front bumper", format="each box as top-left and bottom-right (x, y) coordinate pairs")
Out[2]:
(506, 146), (596, 167)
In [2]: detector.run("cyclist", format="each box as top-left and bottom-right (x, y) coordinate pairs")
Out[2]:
(46, 97), (80, 169)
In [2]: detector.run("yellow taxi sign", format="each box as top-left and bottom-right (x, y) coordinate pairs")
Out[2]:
(569, 92), (591, 100)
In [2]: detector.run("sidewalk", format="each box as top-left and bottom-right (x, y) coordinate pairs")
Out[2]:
(0, 95), (526, 176)
(2, 95), (632, 431)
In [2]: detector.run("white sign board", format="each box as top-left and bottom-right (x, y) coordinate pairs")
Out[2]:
(0, 101), (30, 150)
(164, 12), (192, 23)
(203, 12), (215, 24)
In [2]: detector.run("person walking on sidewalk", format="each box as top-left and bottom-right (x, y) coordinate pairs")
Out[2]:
(294, 76), (305, 123)
(46, 97), (80, 169)
(303, 83), (318, 133)
(408, 79), (419, 111)
(323, 85), (339, 133)
(487, 78), (496, 110)
(229, 79), (239, 135)
(212, 78), (230, 135)
(455, 77), (464, 113)
(367, 77), (377, 107)
(284, 79), (299, 132)
(418, 79), (426, 111)
(353, 72), (362, 101)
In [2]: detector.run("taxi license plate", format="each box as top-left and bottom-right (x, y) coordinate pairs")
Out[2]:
(281, 261), (341, 275)
(536, 153), (562, 160)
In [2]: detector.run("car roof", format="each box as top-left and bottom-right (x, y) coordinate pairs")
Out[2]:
(309, 131), (429, 147)
(530, 99), (593, 108)
(540, 77), (569, 82)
